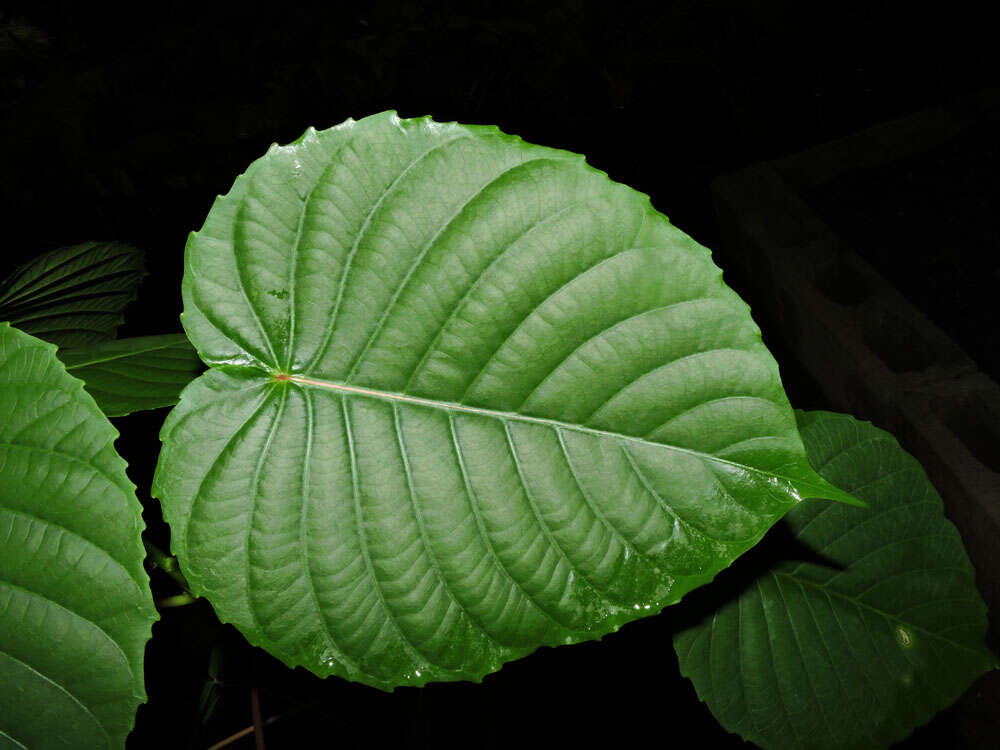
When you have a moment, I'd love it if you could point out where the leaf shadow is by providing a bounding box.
[669,520,844,634]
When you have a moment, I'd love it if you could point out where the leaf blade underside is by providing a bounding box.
[0,322,157,748]
[155,111,856,690]
[673,410,996,750]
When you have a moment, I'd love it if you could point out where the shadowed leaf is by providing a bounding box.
[674,410,996,750]
[0,241,146,348]
[58,334,203,416]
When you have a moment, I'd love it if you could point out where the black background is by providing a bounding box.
[1,2,995,748]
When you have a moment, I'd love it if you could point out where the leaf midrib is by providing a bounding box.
[773,570,988,656]
[280,372,825,502]
[61,337,191,369]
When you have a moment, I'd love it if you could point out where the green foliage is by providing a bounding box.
[0,242,145,348]
[0,323,157,749]
[58,334,203,416]
[0,114,989,745]
[154,112,856,690]
[0,243,203,417]
[674,410,996,750]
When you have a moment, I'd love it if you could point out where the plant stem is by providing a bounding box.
[143,538,193,595]
[205,709,296,750]
[156,593,196,608]
[251,685,266,750]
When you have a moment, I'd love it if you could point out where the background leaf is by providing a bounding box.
[57,334,204,417]
[673,410,996,750]
[0,241,146,348]
[0,322,157,748]
[154,112,856,691]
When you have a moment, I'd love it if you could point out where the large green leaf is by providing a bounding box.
[57,334,204,417]
[0,242,145,348]
[153,111,857,691]
[0,322,157,749]
[674,410,996,750]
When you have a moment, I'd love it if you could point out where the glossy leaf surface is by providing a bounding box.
[58,334,204,416]
[674,410,996,750]
[0,323,157,749]
[154,112,856,690]
[0,242,145,348]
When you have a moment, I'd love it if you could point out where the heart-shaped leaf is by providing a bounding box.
[0,322,157,748]
[154,112,857,690]
[673,410,996,750]
[0,242,146,348]
[58,334,204,416]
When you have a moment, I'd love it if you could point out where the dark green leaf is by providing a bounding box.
[674,410,996,750]
[154,112,857,690]
[58,334,204,416]
[0,322,157,748]
[0,242,145,348]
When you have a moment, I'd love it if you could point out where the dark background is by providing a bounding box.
[1,2,995,748]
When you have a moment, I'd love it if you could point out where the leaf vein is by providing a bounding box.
[344,157,563,382]
[341,398,444,672]
[447,414,574,630]
[0,648,111,746]
[393,405,505,650]
[406,201,583,393]
[501,422,614,613]
[303,135,471,375]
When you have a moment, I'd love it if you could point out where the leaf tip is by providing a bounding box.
[810,478,867,508]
